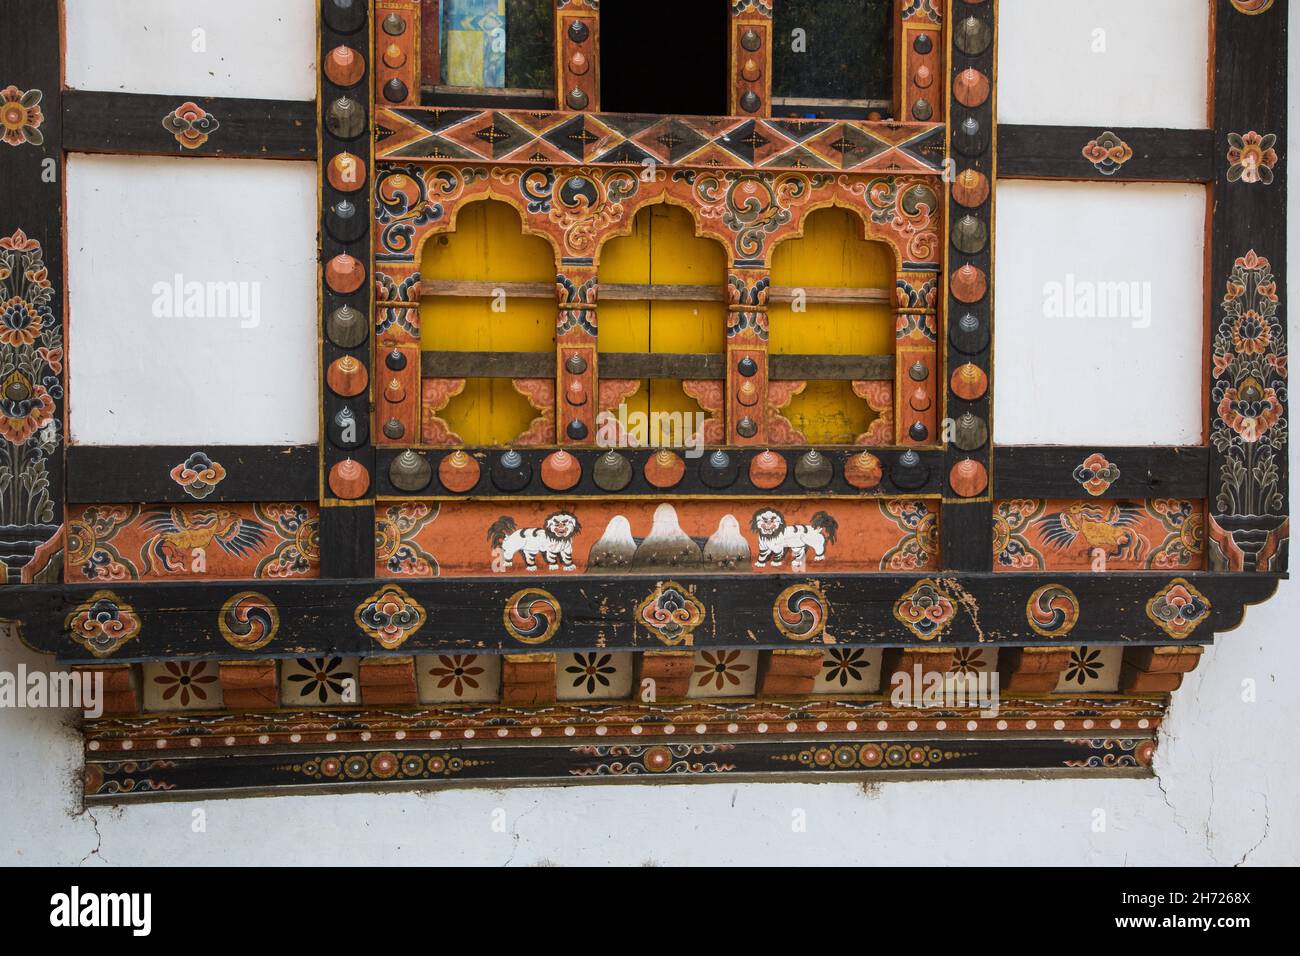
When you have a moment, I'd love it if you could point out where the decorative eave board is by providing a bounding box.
[0,0,1288,798]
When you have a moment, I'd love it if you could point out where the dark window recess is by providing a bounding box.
[600,0,729,116]
[505,0,555,89]
[431,0,554,102]
[772,0,892,118]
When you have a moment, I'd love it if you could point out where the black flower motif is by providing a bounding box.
[288,657,354,704]
[950,647,986,676]
[822,648,870,687]
[566,652,616,695]
[1065,647,1104,686]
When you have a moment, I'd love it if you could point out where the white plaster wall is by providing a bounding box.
[66,154,319,446]
[65,0,317,101]
[993,181,1207,445]
[0,2,1296,866]
[998,0,1210,129]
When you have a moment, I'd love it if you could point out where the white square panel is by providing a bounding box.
[994,180,1206,445]
[998,0,1209,129]
[687,650,759,698]
[556,652,634,701]
[416,654,501,704]
[1054,646,1124,694]
[65,0,316,101]
[67,154,318,445]
[281,657,360,707]
[813,648,882,694]
[141,660,223,711]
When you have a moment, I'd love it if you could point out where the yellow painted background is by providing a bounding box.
[769,207,894,443]
[420,200,555,444]
[418,200,895,446]
[598,204,727,424]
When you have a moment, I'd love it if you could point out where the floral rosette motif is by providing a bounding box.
[636,581,706,646]
[161,101,219,149]
[821,648,871,688]
[1146,579,1212,640]
[0,85,43,147]
[65,590,142,658]
[1081,131,1133,176]
[169,451,226,499]
[693,650,751,692]
[152,661,218,706]
[355,585,427,650]
[1073,453,1120,496]
[428,655,486,697]
[1226,131,1279,185]
[892,579,957,641]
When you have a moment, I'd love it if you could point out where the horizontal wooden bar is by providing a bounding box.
[420,280,890,305]
[992,446,1209,499]
[422,280,555,300]
[373,446,943,499]
[63,90,315,159]
[601,352,724,379]
[770,353,893,380]
[998,124,1215,183]
[9,572,1279,662]
[84,734,1153,801]
[66,445,319,503]
[423,87,556,110]
[420,351,893,381]
[421,350,554,378]
[770,287,892,305]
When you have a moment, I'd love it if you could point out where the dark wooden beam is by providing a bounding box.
[67,446,319,503]
[419,351,894,381]
[769,354,893,381]
[9,571,1280,662]
[0,0,63,585]
[318,0,375,575]
[84,734,1156,800]
[999,124,1215,182]
[993,446,1208,500]
[942,0,996,570]
[419,280,890,305]
[1206,0,1288,573]
[421,350,554,378]
[62,90,315,159]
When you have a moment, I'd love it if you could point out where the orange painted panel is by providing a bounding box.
[376,498,938,577]
[993,499,1205,572]
[66,504,320,581]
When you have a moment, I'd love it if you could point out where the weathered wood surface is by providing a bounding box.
[999,125,1215,182]
[8,571,1279,662]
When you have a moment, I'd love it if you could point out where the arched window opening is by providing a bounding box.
[597,204,728,451]
[420,199,556,446]
[769,207,894,445]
